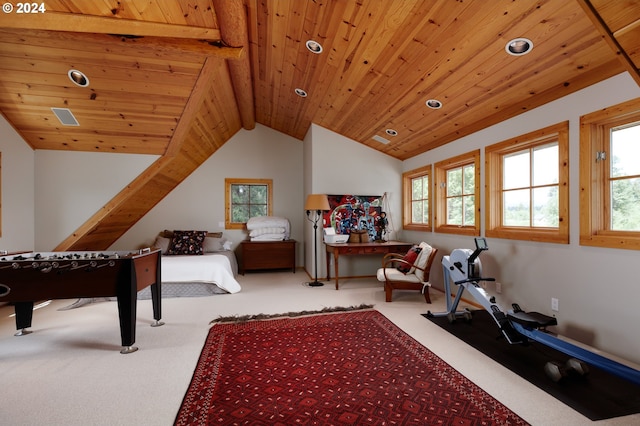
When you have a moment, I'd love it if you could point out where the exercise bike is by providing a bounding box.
[427,237,640,385]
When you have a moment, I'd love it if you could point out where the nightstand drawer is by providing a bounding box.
[240,240,296,274]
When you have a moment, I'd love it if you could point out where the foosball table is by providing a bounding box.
[0,248,163,354]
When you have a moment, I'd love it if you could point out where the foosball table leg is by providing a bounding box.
[14,301,34,337]
[120,346,139,354]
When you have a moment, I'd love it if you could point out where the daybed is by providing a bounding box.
[60,230,240,310]
[143,230,241,297]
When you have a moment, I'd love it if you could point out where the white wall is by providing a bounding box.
[0,116,35,252]
[403,73,640,364]
[114,124,305,264]
[34,151,158,251]
[304,124,403,279]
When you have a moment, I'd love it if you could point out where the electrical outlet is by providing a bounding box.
[495,282,502,293]
[218,221,225,228]
[551,297,559,312]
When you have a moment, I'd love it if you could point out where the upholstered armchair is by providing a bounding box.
[376,242,437,303]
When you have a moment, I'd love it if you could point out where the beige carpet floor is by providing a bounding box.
[0,271,638,425]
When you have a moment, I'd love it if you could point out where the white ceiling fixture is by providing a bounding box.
[426,99,443,109]
[386,129,398,137]
[505,38,533,56]
[294,88,308,97]
[51,108,80,126]
[68,69,89,87]
[305,40,323,54]
[372,135,390,144]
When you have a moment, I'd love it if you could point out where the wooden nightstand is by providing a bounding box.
[240,240,296,274]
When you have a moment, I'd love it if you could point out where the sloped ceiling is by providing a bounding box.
[0,0,638,249]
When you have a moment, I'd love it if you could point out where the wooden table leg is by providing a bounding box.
[334,251,340,290]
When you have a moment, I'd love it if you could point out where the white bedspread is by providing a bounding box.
[162,253,241,294]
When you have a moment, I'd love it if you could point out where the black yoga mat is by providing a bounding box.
[423,310,640,421]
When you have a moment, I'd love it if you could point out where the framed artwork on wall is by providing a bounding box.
[323,194,386,241]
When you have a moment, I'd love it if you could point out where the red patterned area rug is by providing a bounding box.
[175,309,528,425]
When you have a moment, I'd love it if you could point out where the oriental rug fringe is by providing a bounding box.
[175,309,528,425]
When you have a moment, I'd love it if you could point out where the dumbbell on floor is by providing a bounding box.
[544,358,590,382]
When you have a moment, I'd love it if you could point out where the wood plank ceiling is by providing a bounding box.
[0,0,638,250]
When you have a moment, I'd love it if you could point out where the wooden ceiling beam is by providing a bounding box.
[575,0,640,87]
[0,11,243,59]
[165,56,220,157]
[212,0,255,130]
[0,11,220,39]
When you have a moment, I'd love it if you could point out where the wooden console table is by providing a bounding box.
[325,241,413,290]
[240,239,296,274]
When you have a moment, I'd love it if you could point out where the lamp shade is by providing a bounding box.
[305,194,330,211]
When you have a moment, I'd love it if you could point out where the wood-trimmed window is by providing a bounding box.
[225,178,273,229]
[403,165,432,231]
[580,97,640,250]
[434,150,480,236]
[485,122,569,244]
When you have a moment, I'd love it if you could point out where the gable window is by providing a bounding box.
[403,165,432,231]
[580,98,640,250]
[434,150,480,235]
[225,178,273,229]
[486,122,569,243]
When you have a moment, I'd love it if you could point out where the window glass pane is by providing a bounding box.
[611,124,640,178]
[422,200,429,223]
[231,205,249,223]
[250,185,268,204]
[503,189,530,226]
[611,178,640,231]
[503,151,529,190]
[422,176,429,198]
[533,144,558,186]
[412,177,423,200]
[463,165,475,195]
[447,168,462,196]
[533,186,558,227]
[411,201,422,223]
[250,204,267,217]
[447,197,462,225]
[463,195,475,226]
[231,184,250,203]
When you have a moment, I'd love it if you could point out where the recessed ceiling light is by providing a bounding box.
[505,38,533,56]
[426,99,442,109]
[305,40,323,54]
[385,129,398,137]
[68,69,89,87]
[294,88,308,97]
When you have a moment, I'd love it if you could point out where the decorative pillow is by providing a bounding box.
[167,230,207,255]
[153,236,171,254]
[397,245,422,273]
[161,230,222,238]
[203,236,228,252]
[414,242,433,282]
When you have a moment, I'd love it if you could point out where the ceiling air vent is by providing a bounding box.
[372,135,390,145]
[51,108,79,126]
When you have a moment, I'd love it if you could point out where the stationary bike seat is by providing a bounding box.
[507,311,557,328]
